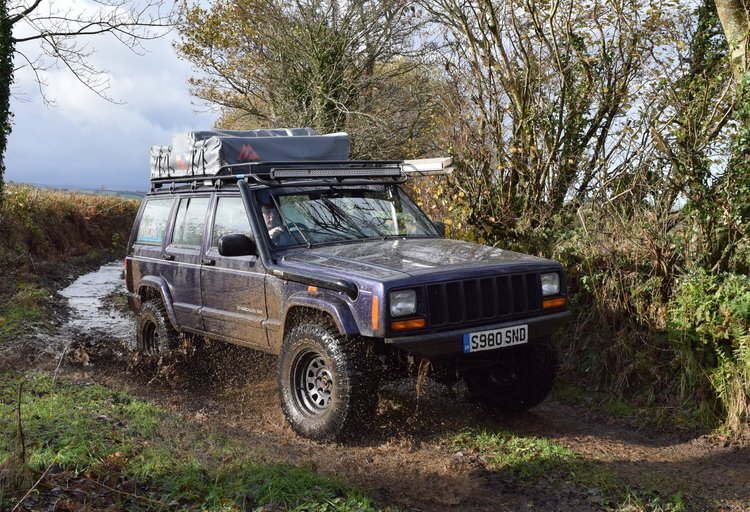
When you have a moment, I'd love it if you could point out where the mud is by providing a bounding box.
[2,263,749,511]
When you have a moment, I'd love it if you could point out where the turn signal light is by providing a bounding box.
[391,318,426,331]
[543,297,567,309]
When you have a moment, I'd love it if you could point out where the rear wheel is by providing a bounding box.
[278,321,378,442]
[136,300,178,355]
[464,340,558,412]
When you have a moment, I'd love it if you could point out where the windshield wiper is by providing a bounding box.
[320,197,374,239]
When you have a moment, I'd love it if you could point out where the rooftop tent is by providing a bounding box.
[149,128,350,180]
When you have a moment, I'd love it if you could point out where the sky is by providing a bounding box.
[5,7,216,192]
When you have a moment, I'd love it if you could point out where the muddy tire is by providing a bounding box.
[136,300,178,355]
[464,340,558,412]
[278,321,378,442]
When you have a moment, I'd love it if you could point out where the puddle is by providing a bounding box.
[58,261,134,341]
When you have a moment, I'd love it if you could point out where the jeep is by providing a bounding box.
[125,129,570,441]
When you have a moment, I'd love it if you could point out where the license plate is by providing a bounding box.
[463,324,528,353]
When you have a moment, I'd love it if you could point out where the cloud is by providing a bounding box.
[5,21,217,192]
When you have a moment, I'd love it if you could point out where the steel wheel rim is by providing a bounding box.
[292,349,333,415]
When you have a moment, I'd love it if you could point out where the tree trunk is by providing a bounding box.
[714,0,750,75]
[0,0,14,205]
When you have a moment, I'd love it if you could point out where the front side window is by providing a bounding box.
[135,198,173,245]
[211,196,252,248]
[172,197,210,247]
[256,185,438,248]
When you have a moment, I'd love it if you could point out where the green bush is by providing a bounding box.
[668,269,750,432]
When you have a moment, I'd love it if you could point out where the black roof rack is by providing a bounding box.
[150,160,407,191]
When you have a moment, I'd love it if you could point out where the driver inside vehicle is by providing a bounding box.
[261,200,290,245]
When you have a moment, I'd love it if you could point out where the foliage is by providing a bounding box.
[404,0,749,436]
[175,0,443,158]
[0,372,376,511]
[420,0,685,232]
[668,269,750,432]
[0,0,13,206]
[0,184,139,270]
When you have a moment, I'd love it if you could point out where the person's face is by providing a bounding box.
[262,205,280,228]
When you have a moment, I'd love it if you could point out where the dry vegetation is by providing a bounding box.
[0,185,139,340]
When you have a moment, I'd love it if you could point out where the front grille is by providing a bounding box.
[425,273,541,327]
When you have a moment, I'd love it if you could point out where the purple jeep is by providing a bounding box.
[125,130,570,441]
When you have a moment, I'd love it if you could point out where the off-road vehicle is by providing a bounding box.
[125,129,570,441]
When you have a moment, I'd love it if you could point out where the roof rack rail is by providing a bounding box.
[149,160,409,191]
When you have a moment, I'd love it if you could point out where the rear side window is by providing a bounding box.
[135,198,173,245]
[211,197,252,248]
[172,197,210,247]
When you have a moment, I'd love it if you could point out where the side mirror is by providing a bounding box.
[218,233,257,257]
[433,221,446,237]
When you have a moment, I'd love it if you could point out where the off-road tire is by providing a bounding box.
[278,321,378,442]
[464,339,558,412]
[136,299,179,355]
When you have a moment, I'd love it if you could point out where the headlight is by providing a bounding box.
[541,273,560,296]
[390,290,417,317]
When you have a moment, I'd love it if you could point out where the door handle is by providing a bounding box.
[202,257,216,266]
[162,253,175,261]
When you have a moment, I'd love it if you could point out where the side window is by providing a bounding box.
[172,197,210,247]
[135,198,173,245]
[211,197,252,248]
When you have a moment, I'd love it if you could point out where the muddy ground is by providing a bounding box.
[1,262,748,511]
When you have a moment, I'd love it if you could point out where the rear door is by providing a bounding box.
[200,194,269,348]
[163,194,211,332]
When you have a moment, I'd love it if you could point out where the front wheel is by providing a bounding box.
[278,321,378,442]
[464,340,558,412]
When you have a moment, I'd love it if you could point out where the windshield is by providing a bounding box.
[256,184,439,248]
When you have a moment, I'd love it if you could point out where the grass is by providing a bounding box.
[449,428,578,480]
[0,372,378,511]
[0,283,49,341]
[447,428,687,511]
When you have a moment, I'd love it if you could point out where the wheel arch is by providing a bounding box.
[282,293,360,341]
[136,276,181,332]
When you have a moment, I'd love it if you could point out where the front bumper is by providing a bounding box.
[384,310,571,359]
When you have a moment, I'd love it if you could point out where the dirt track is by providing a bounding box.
[1,262,748,511]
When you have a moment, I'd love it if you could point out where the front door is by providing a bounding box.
[200,195,269,348]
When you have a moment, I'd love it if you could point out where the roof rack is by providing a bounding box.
[150,160,405,191]
[149,157,453,192]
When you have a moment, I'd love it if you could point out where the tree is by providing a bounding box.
[714,0,749,75]
[420,0,681,240]
[1,0,15,203]
[0,0,172,204]
[176,0,442,158]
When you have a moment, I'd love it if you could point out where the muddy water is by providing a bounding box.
[58,261,134,342]
[0,261,135,368]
